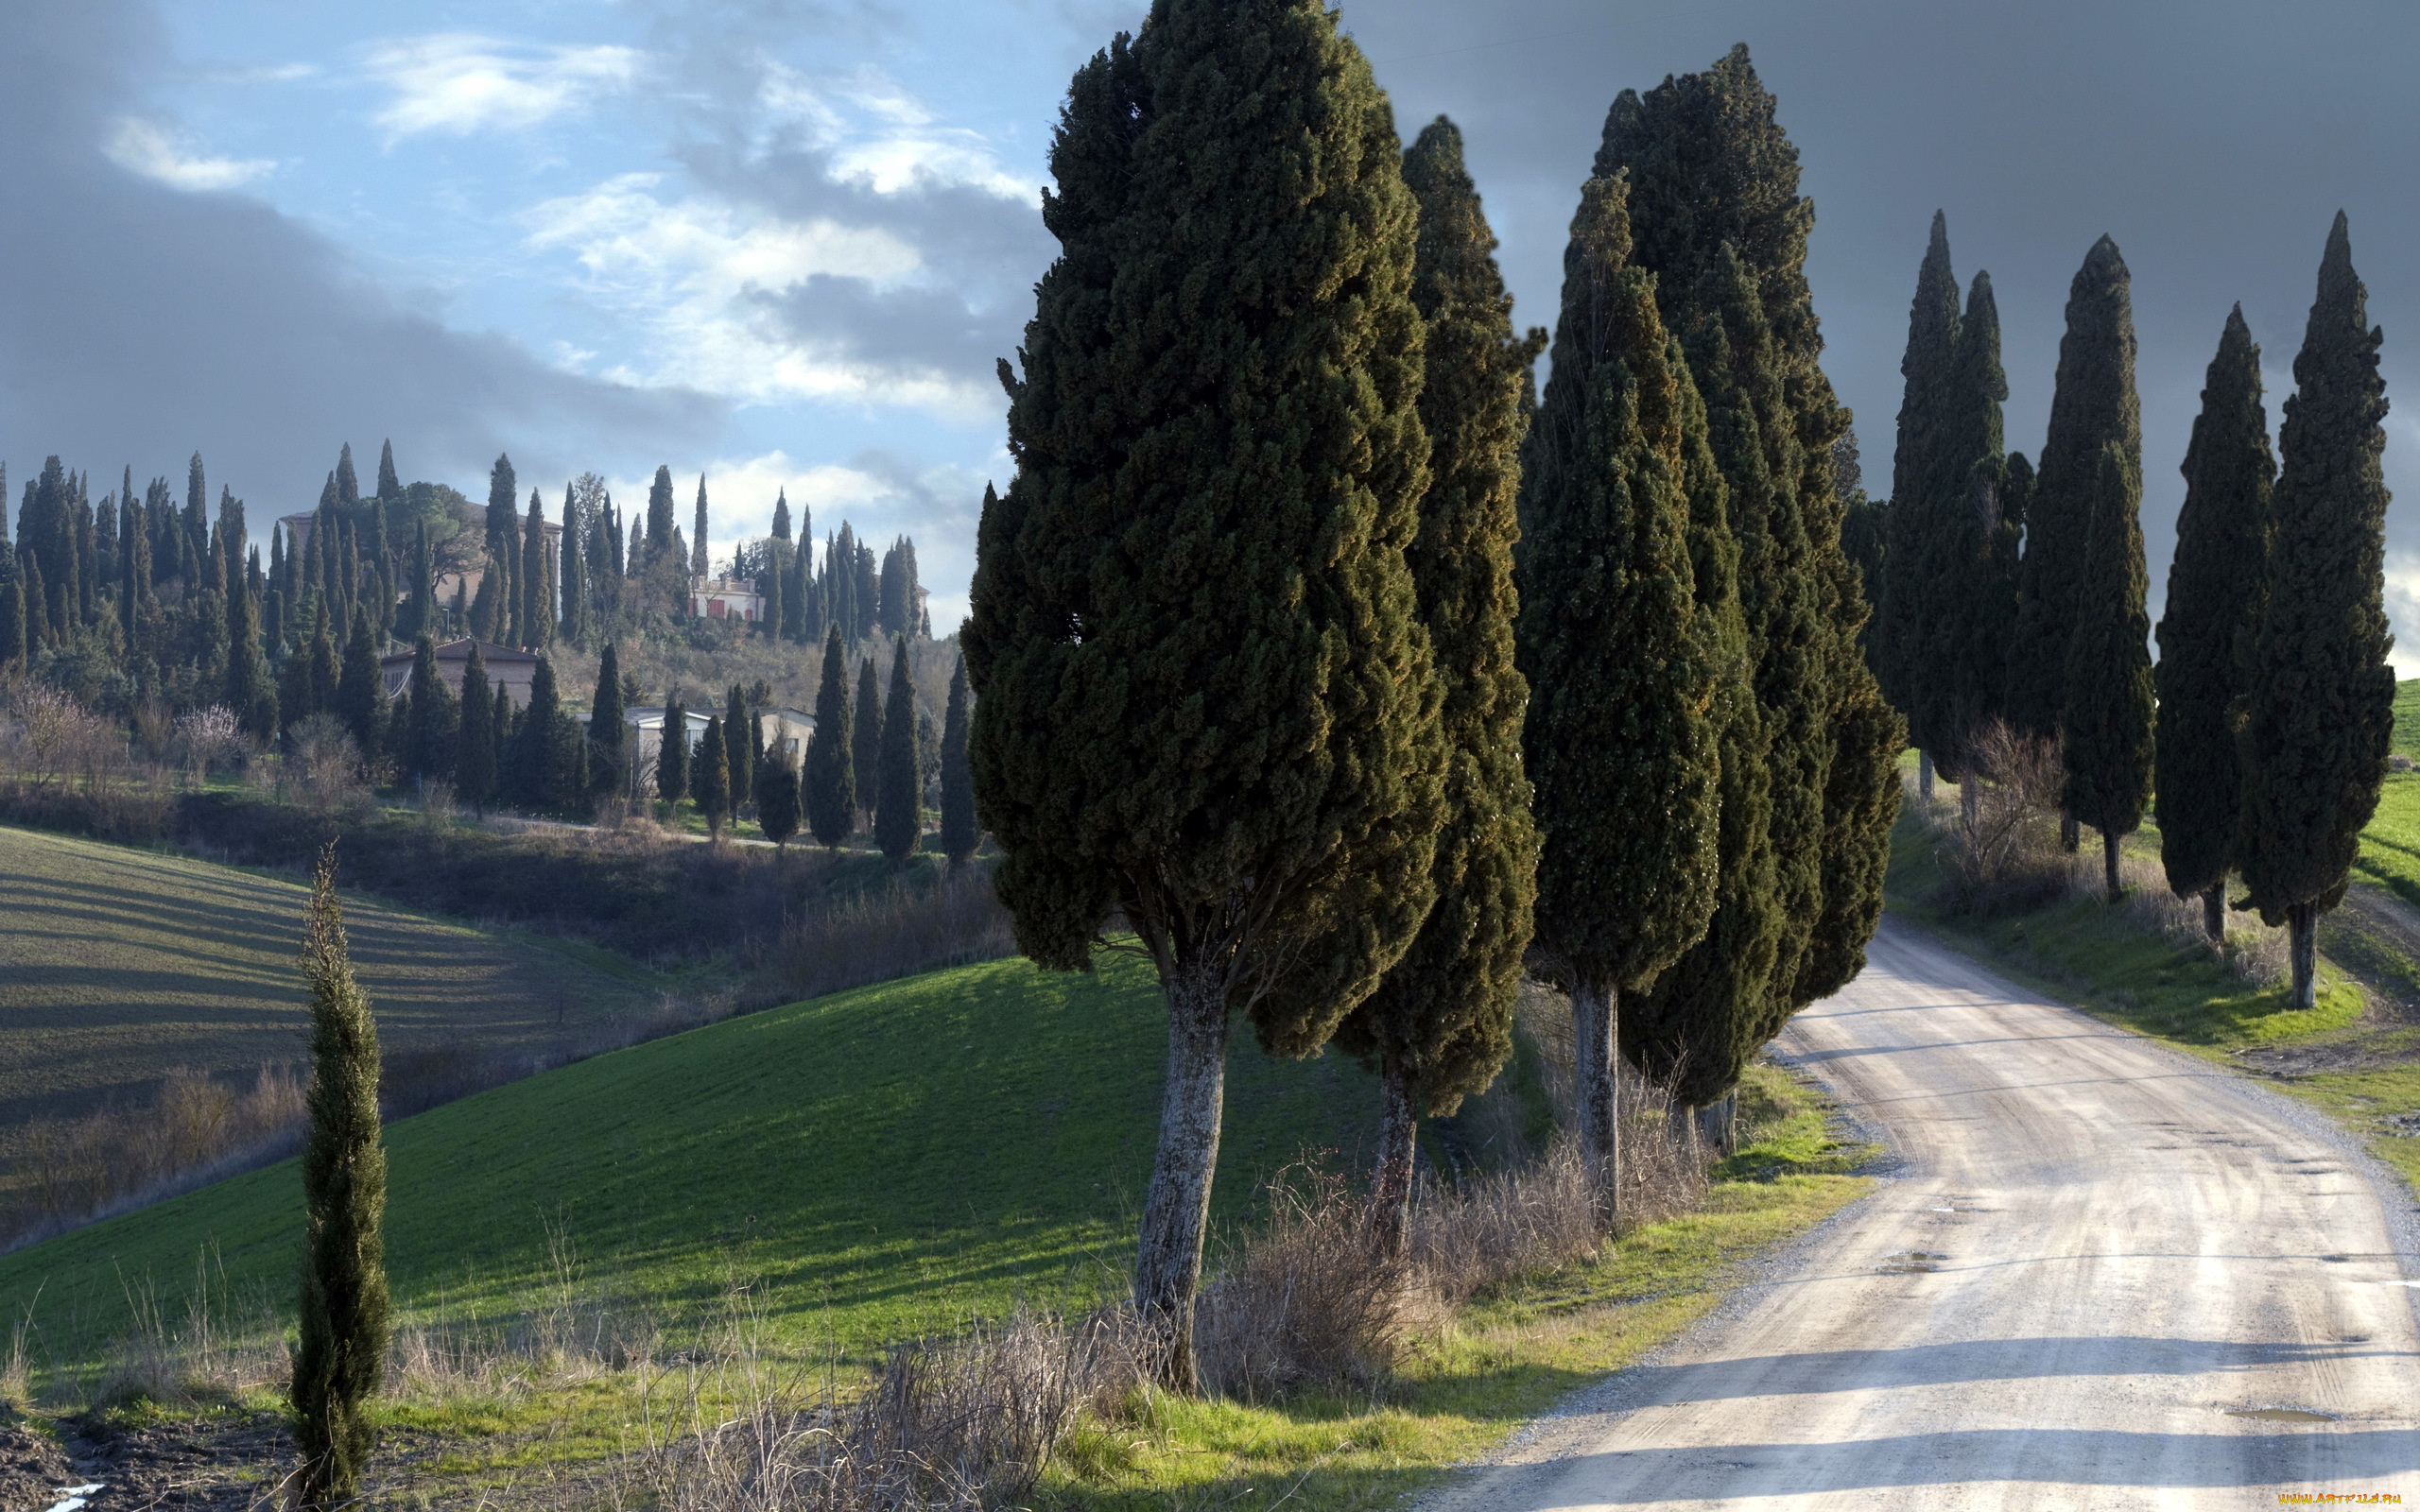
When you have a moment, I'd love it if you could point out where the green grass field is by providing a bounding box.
[0,823,661,1192]
[0,949,1395,1379]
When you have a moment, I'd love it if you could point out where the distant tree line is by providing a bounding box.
[1863,211,2393,1009]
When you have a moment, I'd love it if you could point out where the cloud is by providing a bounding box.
[366,33,644,140]
[0,0,719,518]
[103,117,274,191]
[519,64,1049,421]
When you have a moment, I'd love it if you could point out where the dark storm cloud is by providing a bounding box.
[0,0,720,518]
[1335,0,2420,623]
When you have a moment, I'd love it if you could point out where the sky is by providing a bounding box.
[3,0,2418,660]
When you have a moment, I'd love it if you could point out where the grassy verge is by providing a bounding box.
[1034,1059,1868,1511]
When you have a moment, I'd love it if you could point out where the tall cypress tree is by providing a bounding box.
[940,653,977,867]
[375,440,401,503]
[693,713,729,834]
[804,624,855,847]
[226,578,277,741]
[2010,237,2141,787]
[510,656,565,811]
[1598,43,1900,1022]
[404,633,457,783]
[589,642,626,798]
[691,474,711,578]
[1876,214,1960,782]
[406,519,433,642]
[852,656,883,824]
[967,0,1443,1388]
[334,608,386,765]
[2239,214,2395,1009]
[2156,307,2275,937]
[559,482,585,645]
[724,683,752,808]
[2060,441,2156,899]
[1310,118,1539,1247]
[290,842,389,1512]
[656,693,688,808]
[457,644,494,810]
[523,490,554,647]
[1514,171,1718,1228]
[875,638,922,864]
[758,749,801,849]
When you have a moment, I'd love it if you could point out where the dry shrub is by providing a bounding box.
[172,704,245,786]
[1409,1141,1600,1307]
[2,682,123,792]
[760,866,1015,1004]
[1938,719,2069,913]
[4,1065,306,1252]
[629,1301,1142,1512]
[280,713,368,816]
[1193,1163,1431,1402]
[2080,848,2290,989]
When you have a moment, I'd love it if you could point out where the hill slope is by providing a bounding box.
[0,950,1380,1367]
[0,824,657,1184]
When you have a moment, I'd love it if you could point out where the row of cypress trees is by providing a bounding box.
[793,627,977,866]
[966,5,1895,1389]
[1871,211,2392,1007]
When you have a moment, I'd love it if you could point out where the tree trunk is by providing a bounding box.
[2203,882,2224,942]
[1371,1054,1415,1257]
[1572,976,1618,1233]
[2101,829,2121,901]
[1917,748,1935,805]
[1132,956,1231,1392]
[1959,774,1979,831]
[2288,902,2318,1011]
[1695,1092,1738,1156]
[2060,811,2080,853]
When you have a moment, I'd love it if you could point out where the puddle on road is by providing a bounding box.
[2224,1407,2339,1423]
[1876,1250,1947,1275]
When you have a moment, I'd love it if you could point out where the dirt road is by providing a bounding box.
[1444,917,2420,1509]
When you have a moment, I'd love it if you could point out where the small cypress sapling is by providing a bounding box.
[875,637,921,865]
[2060,442,2155,900]
[290,841,389,1512]
[940,654,977,867]
[694,713,730,836]
[805,624,855,848]
[657,693,688,810]
[852,656,883,823]
[2238,214,2396,1009]
[457,645,493,808]
[2155,307,2274,937]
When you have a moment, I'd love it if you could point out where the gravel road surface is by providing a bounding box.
[1437,916,2420,1509]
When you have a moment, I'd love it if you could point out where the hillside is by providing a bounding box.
[0,949,1382,1373]
[0,823,657,1195]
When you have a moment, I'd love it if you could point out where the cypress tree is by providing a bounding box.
[852,655,883,824]
[290,842,389,1512]
[492,685,513,800]
[334,608,386,765]
[830,524,857,644]
[457,644,494,810]
[2156,307,2275,937]
[0,574,23,674]
[510,656,565,811]
[772,490,792,541]
[724,683,752,808]
[758,750,802,849]
[760,540,786,640]
[559,482,584,645]
[2239,214,2396,1009]
[2010,236,2141,783]
[1875,214,1959,791]
[376,440,401,503]
[406,520,432,642]
[967,0,1443,1388]
[804,624,855,848]
[524,490,553,647]
[657,694,688,808]
[2061,441,2156,899]
[875,638,922,864]
[19,556,46,650]
[227,579,277,741]
[852,539,878,642]
[589,642,626,797]
[1514,170,1719,1229]
[404,634,457,782]
[940,654,977,867]
[691,474,711,578]
[1598,43,1901,1024]
[694,713,730,834]
[1319,118,1538,1247]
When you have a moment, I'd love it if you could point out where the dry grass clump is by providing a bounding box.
[2071,848,2290,989]
[625,1302,1145,1512]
